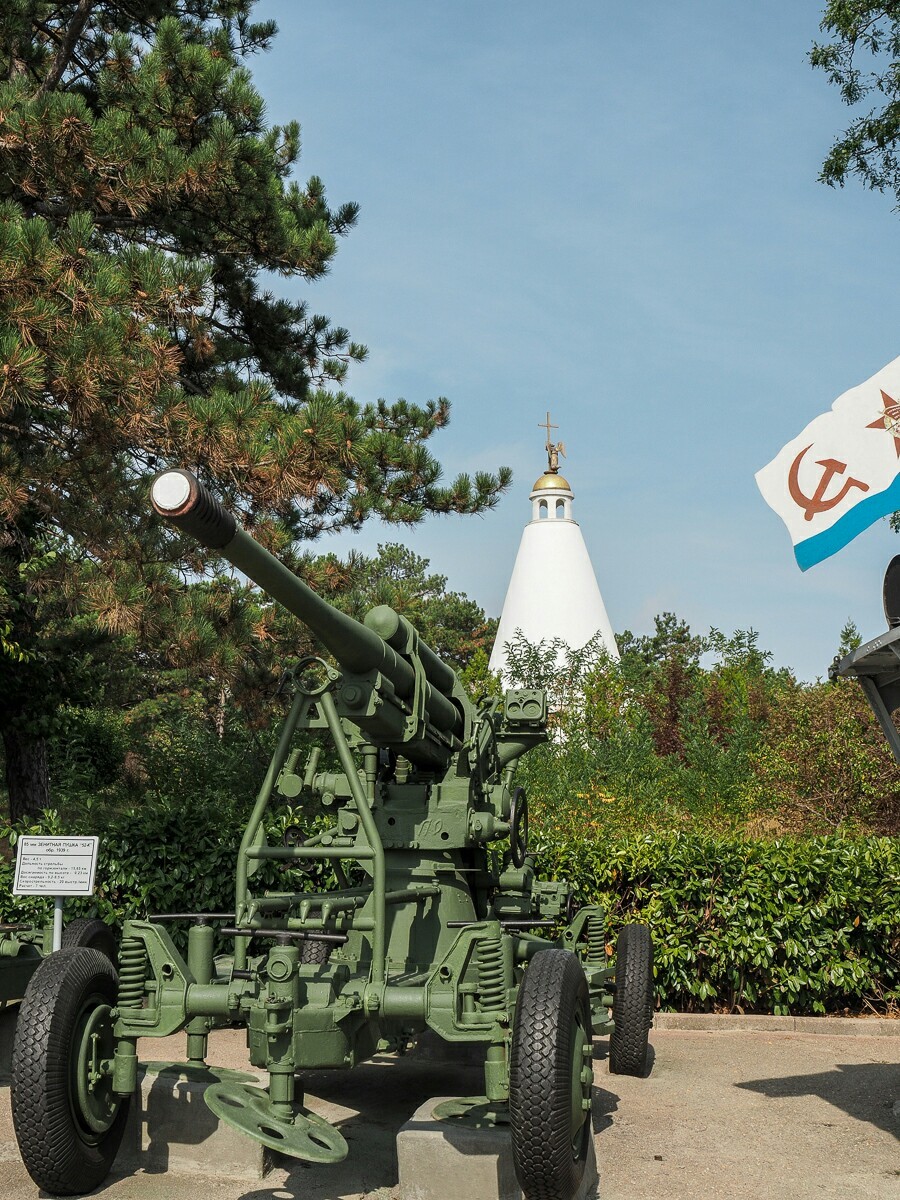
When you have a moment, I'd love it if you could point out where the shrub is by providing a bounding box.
[1,805,897,1015]
[0,800,323,952]
[535,830,900,1014]
[507,623,900,837]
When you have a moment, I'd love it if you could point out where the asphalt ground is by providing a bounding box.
[0,1009,897,1200]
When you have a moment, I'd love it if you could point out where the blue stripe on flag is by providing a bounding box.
[794,471,900,570]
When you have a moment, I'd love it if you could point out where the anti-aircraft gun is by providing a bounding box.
[10,470,654,1200]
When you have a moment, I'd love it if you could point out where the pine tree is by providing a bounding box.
[305,542,498,671]
[0,3,510,819]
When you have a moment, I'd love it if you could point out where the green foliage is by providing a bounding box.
[812,2,900,201]
[45,699,269,821]
[459,648,503,702]
[0,3,513,820]
[299,542,498,672]
[534,831,900,1015]
[0,798,329,953]
[505,619,900,838]
[496,618,900,1009]
[837,618,862,657]
[751,674,900,833]
[0,608,895,1014]
[2,805,895,1014]
[0,805,241,931]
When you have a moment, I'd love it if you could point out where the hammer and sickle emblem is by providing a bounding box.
[788,445,869,522]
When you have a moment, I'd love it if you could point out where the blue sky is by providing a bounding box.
[252,0,900,681]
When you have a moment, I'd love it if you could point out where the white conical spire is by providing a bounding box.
[489,415,619,679]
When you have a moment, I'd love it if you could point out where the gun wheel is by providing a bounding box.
[510,949,592,1200]
[300,937,332,965]
[11,948,129,1196]
[62,917,118,965]
[608,922,654,1076]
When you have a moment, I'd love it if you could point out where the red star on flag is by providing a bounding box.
[867,389,900,457]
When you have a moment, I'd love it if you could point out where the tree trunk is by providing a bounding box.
[3,728,50,822]
[215,684,228,740]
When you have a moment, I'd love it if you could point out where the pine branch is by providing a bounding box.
[37,0,96,96]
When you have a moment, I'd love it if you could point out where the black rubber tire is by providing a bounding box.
[608,922,654,1076]
[300,938,332,965]
[510,949,592,1200]
[61,918,117,965]
[11,947,130,1195]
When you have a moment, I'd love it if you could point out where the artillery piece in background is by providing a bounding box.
[0,919,115,1009]
[10,470,654,1200]
[831,555,900,759]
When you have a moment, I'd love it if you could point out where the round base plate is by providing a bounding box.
[432,1096,510,1129]
[205,1081,348,1162]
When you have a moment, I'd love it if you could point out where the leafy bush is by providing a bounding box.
[0,800,325,952]
[4,614,897,1014]
[506,620,900,836]
[750,677,900,834]
[45,698,274,825]
[535,830,900,1015]
[1,804,897,1014]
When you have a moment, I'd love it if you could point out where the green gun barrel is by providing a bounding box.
[150,470,463,740]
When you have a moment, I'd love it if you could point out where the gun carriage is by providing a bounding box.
[0,919,115,1009]
[0,924,50,1011]
[10,470,654,1199]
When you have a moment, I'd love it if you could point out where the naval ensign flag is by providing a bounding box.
[756,356,900,570]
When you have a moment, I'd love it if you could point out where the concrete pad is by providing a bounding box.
[596,1030,900,1200]
[0,1014,898,1199]
[397,1097,598,1200]
[116,1060,271,1181]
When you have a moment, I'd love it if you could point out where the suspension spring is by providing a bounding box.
[117,937,148,1009]
[477,934,506,1015]
[586,914,605,971]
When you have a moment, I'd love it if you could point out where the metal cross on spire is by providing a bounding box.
[539,411,566,473]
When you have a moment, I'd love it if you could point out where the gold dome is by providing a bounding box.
[532,471,571,491]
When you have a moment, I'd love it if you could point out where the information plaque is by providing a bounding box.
[12,836,99,897]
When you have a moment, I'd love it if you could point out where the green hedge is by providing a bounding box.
[2,809,898,1015]
[533,830,900,1014]
[0,803,308,952]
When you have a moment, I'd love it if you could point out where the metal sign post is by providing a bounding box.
[12,837,100,950]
